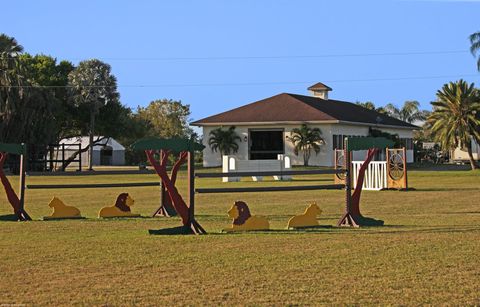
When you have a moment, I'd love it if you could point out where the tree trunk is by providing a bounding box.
[466,143,478,170]
[88,111,95,171]
[303,148,310,167]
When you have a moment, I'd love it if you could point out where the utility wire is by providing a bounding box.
[3,50,470,62]
[1,73,478,88]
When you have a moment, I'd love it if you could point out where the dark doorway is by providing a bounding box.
[100,146,113,165]
[249,130,284,160]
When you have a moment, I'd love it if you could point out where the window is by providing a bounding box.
[249,130,284,160]
[399,138,413,150]
[332,134,344,150]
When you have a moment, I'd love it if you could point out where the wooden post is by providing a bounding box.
[78,144,82,171]
[403,147,408,189]
[62,143,66,171]
[344,141,352,216]
[337,138,360,227]
[188,151,195,227]
[18,145,26,212]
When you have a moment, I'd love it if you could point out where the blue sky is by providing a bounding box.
[2,0,479,123]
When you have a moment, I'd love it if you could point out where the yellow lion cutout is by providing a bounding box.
[99,193,141,218]
[44,197,82,220]
[287,202,322,228]
[223,201,269,232]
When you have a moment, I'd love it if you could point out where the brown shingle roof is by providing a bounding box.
[307,82,332,91]
[191,93,418,129]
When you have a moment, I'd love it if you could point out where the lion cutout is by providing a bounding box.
[223,201,269,232]
[44,197,82,220]
[287,202,322,228]
[99,193,141,218]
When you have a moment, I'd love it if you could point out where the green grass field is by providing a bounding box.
[0,168,479,306]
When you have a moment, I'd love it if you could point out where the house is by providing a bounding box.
[191,83,418,167]
[57,136,126,168]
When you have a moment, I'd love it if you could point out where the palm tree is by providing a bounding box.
[208,126,241,156]
[68,59,119,170]
[427,79,480,170]
[469,31,480,70]
[384,100,426,123]
[287,124,324,166]
[0,34,23,56]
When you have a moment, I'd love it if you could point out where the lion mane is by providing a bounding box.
[233,201,251,225]
[115,193,131,212]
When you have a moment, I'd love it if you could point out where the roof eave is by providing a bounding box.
[191,120,340,126]
[337,120,419,130]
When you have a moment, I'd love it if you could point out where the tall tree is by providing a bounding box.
[384,100,427,123]
[288,124,324,166]
[208,126,241,157]
[427,80,480,170]
[68,59,119,170]
[469,31,480,71]
[137,99,193,138]
[20,53,75,143]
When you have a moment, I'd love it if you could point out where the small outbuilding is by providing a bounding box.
[58,136,126,167]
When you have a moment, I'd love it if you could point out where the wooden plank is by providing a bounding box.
[346,137,394,151]
[196,169,344,178]
[0,143,26,155]
[27,169,156,176]
[188,151,195,226]
[19,154,26,212]
[195,184,344,194]
[27,182,161,189]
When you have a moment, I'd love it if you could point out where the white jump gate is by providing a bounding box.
[351,161,387,191]
[222,155,292,182]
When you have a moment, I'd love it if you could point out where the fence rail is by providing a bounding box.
[196,169,345,178]
[195,184,345,194]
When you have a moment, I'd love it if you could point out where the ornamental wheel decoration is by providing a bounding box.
[388,153,404,180]
[335,151,346,180]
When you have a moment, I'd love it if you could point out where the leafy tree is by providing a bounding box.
[137,99,193,138]
[384,100,427,123]
[68,59,120,170]
[427,80,480,170]
[20,53,75,142]
[0,35,74,146]
[287,124,324,166]
[208,126,241,156]
[469,31,480,70]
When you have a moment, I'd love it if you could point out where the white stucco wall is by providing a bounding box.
[200,123,414,167]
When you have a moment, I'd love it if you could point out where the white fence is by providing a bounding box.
[351,161,387,191]
[222,155,292,182]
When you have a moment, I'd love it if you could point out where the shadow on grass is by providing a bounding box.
[360,226,480,235]
[412,188,479,192]
[437,211,480,215]
[0,214,19,222]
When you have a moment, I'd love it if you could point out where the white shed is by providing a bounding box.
[57,136,126,167]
